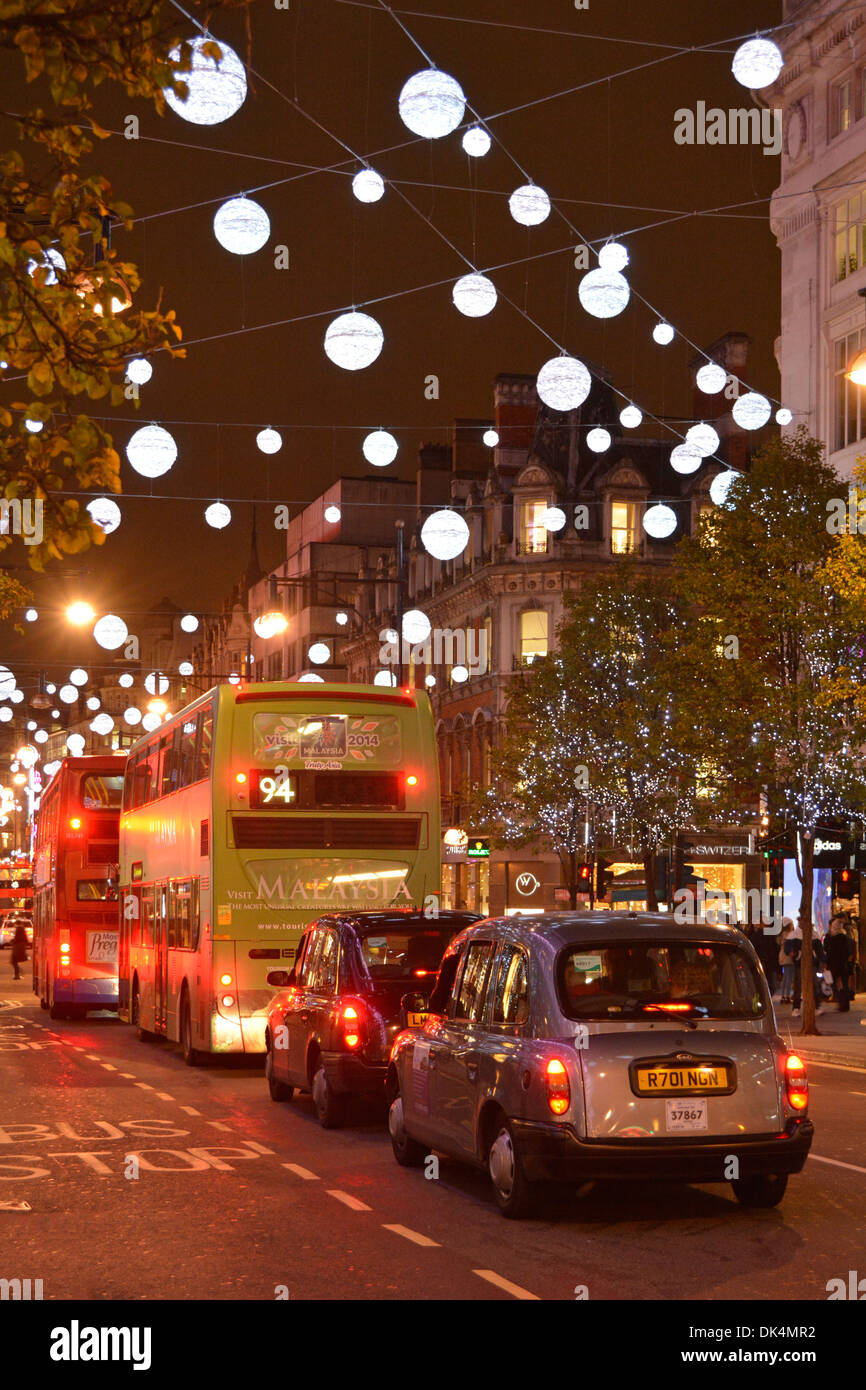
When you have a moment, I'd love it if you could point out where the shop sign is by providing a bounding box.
[507,864,545,909]
[677,831,751,859]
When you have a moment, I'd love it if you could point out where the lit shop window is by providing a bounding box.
[610,500,638,554]
[519,498,549,554]
[520,609,549,665]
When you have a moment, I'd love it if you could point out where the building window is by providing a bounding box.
[520,609,549,665]
[831,77,853,138]
[482,616,492,674]
[834,187,866,281]
[834,329,866,451]
[610,500,638,554]
[518,498,549,554]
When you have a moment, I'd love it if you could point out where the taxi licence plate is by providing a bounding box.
[633,1062,731,1095]
[407,1011,428,1028]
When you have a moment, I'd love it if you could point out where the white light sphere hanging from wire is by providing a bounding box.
[93,614,128,651]
[34,729,48,743]
[180,614,199,633]
[543,506,566,532]
[462,125,491,156]
[402,610,432,644]
[732,392,772,430]
[352,168,385,203]
[126,424,177,479]
[776,407,792,425]
[179,661,194,677]
[124,707,142,726]
[536,355,591,412]
[0,708,12,723]
[69,668,88,686]
[686,423,720,457]
[696,361,726,394]
[362,429,398,467]
[0,666,14,698]
[421,509,470,561]
[163,34,247,125]
[297,672,324,684]
[482,428,498,447]
[87,496,121,535]
[324,505,341,523]
[451,665,469,684]
[9,690,22,703]
[90,713,114,736]
[452,272,497,318]
[58,684,78,704]
[308,643,331,665]
[85,696,100,711]
[205,502,232,529]
[66,733,85,756]
[578,268,630,319]
[46,683,56,694]
[26,247,66,284]
[586,428,611,453]
[398,68,466,138]
[653,322,675,345]
[118,673,134,688]
[24,418,43,433]
[598,241,629,272]
[710,469,741,506]
[620,404,642,429]
[141,711,162,733]
[145,672,169,696]
[670,443,702,475]
[256,428,282,454]
[125,357,152,386]
[213,197,270,255]
[508,183,551,226]
[643,504,678,539]
[324,312,384,371]
[373,670,397,687]
[731,37,784,90]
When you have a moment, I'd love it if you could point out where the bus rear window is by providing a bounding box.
[76,879,118,901]
[81,775,124,809]
[251,711,402,767]
[557,942,765,1020]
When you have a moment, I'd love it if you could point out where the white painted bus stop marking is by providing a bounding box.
[382,1224,439,1247]
[473,1269,540,1300]
[328,1190,371,1212]
[282,1163,318,1180]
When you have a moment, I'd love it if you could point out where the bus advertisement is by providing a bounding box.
[118,681,441,1063]
[32,755,125,1019]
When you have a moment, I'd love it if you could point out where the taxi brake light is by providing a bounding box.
[342,1002,362,1049]
[545,1057,570,1116]
[785,1053,808,1111]
[644,1002,693,1013]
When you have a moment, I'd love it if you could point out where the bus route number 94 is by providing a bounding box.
[254,767,297,808]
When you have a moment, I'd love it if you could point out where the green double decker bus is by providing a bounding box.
[118,682,441,1063]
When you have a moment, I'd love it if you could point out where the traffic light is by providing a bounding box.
[577,863,592,887]
[833,867,856,897]
[596,856,613,900]
[762,847,783,888]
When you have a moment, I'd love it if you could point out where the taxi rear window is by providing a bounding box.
[557,941,765,1020]
[357,924,457,980]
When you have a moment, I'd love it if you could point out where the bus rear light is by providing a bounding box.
[221,994,235,1008]
[406,774,418,787]
[69,817,83,831]
[60,942,70,953]
[785,1053,808,1111]
[235,772,247,784]
[60,956,70,967]
[545,1057,571,1116]
[220,973,233,986]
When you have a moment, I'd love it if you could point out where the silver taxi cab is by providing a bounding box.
[386,913,813,1217]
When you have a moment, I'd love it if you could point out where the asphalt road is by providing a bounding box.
[1,973,864,1302]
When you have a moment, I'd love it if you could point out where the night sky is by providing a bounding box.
[2,0,781,685]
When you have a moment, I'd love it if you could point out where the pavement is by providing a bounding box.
[773,994,866,1070]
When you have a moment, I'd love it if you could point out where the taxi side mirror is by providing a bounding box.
[267,970,292,988]
[399,990,429,1028]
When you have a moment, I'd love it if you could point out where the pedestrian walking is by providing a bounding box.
[754,923,780,996]
[778,918,795,1003]
[788,919,825,1018]
[826,916,855,1012]
[9,922,27,981]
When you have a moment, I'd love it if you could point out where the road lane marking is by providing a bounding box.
[119,1074,136,1080]
[206,1121,234,1132]
[328,1190,372,1212]
[242,1141,275,1155]
[851,1091,866,1098]
[282,1163,318,1180]
[73,1047,85,1052]
[382,1223,439,1247]
[810,1153,866,1175]
[101,1064,117,1071]
[155,1093,174,1101]
[134,1082,154,1091]
[800,1059,866,1075]
[473,1269,540,1300]
[85,1054,100,1061]
[180,1106,201,1116]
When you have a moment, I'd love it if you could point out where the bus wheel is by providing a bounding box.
[312,1060,347,1129]
[180,996,201,1067]
[132,983,152,1041]
[49,1002,69,1021]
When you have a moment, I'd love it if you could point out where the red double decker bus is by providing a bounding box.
[32,755,125,1019]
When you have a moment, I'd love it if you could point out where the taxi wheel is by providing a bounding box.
[731,1173,788,1208]
[312,1061,347,1129]
[266,1043,294,1103]
[388,1093,425,1167]
[488,1119,537,1219]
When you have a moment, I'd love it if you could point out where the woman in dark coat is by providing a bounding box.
[9,923,27,981]
[826,917,854,1012]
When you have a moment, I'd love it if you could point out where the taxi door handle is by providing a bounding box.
[466,1061,478,1082]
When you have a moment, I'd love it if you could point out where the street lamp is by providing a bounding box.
[845,288,866,384]
[66,601,95,625]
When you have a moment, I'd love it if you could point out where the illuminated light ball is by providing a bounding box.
[324,312,384,371]
[686,423,720,457]
[402,610,431,644]
[297,672,325,683]
[373,670,397,687]
[51,710,60,719]
[642,504,678,539]
[543,506,566,532]
[508,183,551,226]
[179,662,194,677]
[578,268,630,319]
[0,709,11,724]
[670,443,702,475]
[66,733,85,756]
[452,272,497,318]
[732,392,772,430]
[34,729,48,744]
[58,684,78,704]
[425,674,436,688]
[462,125,491,156]
[653,322,675,345]
[86,497,121,535]
[125,357,152,385]
[205,502,232,529]
[46,683,55,694]
[620,404,642,429]
[90,713,114,736]
[227,673,241,686]
[26,247,66,284]
[731,37,784,90]
[696,361,726,394]
[362,430,398,467]
[308,643,331,665]
[124,707,142,725]
[398,68,466,139]
[145,671,169,696]
[710,469,741,507]
[451,666,469,683]
[126,424,177,479]
[421,509,470,561]
[85,697,101,711]
[382,628,398,646]
[141,711,162,732]
[180,614,199,633]
[0,666,14,697]
[163,34,247,125]
[17,744,38,768]
[324,505,341,523]
[598,241,629,272]
[776,407,793,426]
[352,168,385,203]
[25,418,43,433]
[213,197,270,255]
[93,614,128,650]
[26,720,36,731]
[256,428,282,455]
[44,760,60,776]
[25,608,37,622]
[10,690,23,703]
[483,429,499,447]
[586,428,611,453]
[536,355,591,412]
[118,673,134,688]
[335,612,349,627]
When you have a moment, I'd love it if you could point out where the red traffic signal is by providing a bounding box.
[577,863,592,883]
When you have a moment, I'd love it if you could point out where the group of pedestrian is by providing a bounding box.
[770,915,857,1016]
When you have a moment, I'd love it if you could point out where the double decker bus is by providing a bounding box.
[0,859,32,917]
[118,681,441,1063]
[32,756,125,1019]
